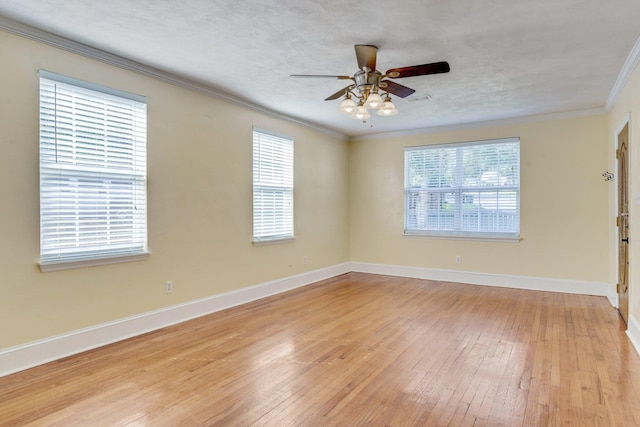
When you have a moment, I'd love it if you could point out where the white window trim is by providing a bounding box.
[404,137,520,240]
[252,237,296,246]
[39,252,150,272]
[39,70,147,103]
[38,70,148,270]
[402,231,522,242]
[252,128,295,244]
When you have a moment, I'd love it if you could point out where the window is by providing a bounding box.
[252,128,294,243]
[404,138,520,239]
[39,71,148,270]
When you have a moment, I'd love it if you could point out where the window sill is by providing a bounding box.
[38,252,151,272]
[403,233,522,243]
[252,237,296,246]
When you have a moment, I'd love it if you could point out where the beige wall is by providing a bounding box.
[0,31,350,349]
[0,27,621,353]
[349,115,610,283]
[608,59,640,323]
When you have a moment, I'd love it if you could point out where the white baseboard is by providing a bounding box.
[0,263,350,378]
[627,314,640,357]
[0,261,617,378]
[350,262,610,297]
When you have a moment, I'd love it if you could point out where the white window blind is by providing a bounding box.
[405,138,520,239]
[39,71,148,269]
[253,129,294,242]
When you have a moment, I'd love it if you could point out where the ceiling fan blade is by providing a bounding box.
[380,80,416,98]
[290,74,353,80]
[325,85,354,101]
[386,61,450,78]
[355,44,377,72]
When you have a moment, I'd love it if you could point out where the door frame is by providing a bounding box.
[614,114,631,315]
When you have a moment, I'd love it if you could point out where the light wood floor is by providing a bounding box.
[2,272,640,426]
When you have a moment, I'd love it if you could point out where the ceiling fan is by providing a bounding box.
[291,44,450,120]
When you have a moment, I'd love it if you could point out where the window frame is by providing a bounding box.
[404,137,521,241]
[252,128,295,244]
[38,70,149,271]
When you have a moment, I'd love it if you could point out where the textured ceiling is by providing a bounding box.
[1,0,639,137]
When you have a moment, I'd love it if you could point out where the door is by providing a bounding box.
[617,123,629,324]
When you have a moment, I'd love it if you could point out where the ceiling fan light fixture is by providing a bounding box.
[377,99,398,116]
[338,96,356,114]
[292,44,449,124]
[351,104,370,120]
[364,91,384,109]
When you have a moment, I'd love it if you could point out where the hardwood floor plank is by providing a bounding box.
[2,272,640,426]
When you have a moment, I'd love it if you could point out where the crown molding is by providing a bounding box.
[350,107,607,141]
[3,13,635,143]
[606,35,640,111]
[0,16,346,141]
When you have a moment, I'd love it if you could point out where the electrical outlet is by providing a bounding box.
[165,281,173,294]
[303,256,307,265]
[455,255,462,264]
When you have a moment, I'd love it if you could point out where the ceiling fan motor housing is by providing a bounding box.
[354,70,383,98]
[290,44,449,103]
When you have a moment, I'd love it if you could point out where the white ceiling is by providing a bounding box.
[1,0,639,138]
